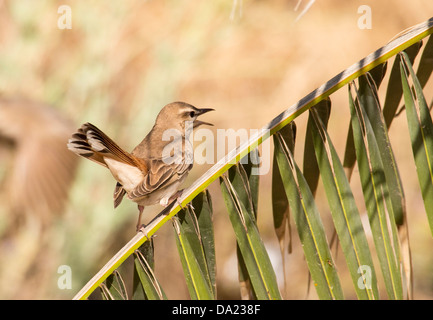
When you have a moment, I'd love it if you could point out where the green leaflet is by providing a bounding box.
[272,122,296,288]
[230,150,261,299]
[309,106,379,299]
[348,83,403,299]
[173,191,215,300]
[383,42,422,128]
[273,130,343,300]
[416,35,433,88]
[400,51,433,236]
[358,73,406,226]
[304,98,331,196]
[133,240,167,300]
[100,270,128,300]
[343,63,387,180]
[220,161,281,300]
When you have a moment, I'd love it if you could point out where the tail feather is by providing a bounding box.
[68,122,148,209]
[67,122,138,168]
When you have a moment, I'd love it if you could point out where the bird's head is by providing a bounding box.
[156,102,214,133]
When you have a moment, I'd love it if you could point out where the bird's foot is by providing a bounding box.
[169,189,185,209]
[137,223,153,240]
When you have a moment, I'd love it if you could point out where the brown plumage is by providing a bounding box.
[67,101,214,230]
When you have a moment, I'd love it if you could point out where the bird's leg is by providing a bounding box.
[136,205,145,232]
[169,189,186,209]
[136,205,151,240]
[136,207,156,241]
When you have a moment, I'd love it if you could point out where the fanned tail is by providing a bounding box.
[67,122,139,167]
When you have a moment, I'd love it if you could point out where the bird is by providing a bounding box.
[0,98,79,231]
[67,101,214,231]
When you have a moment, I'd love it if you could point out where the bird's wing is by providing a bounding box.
[113,182,127,208]
[0,99,79,228]
[129,157,192,200]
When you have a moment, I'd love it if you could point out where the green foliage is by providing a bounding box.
[173,191,215,299]
[220,150,281,300]
[309,104,379,299]
[401,50,433,236]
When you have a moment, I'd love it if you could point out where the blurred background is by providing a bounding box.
[0,0,432,299]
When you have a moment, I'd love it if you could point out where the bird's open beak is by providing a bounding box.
[193,108,214,128]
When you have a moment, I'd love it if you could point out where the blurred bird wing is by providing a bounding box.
[0,99,79,227]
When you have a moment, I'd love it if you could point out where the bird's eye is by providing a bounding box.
[189,111,195,118]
